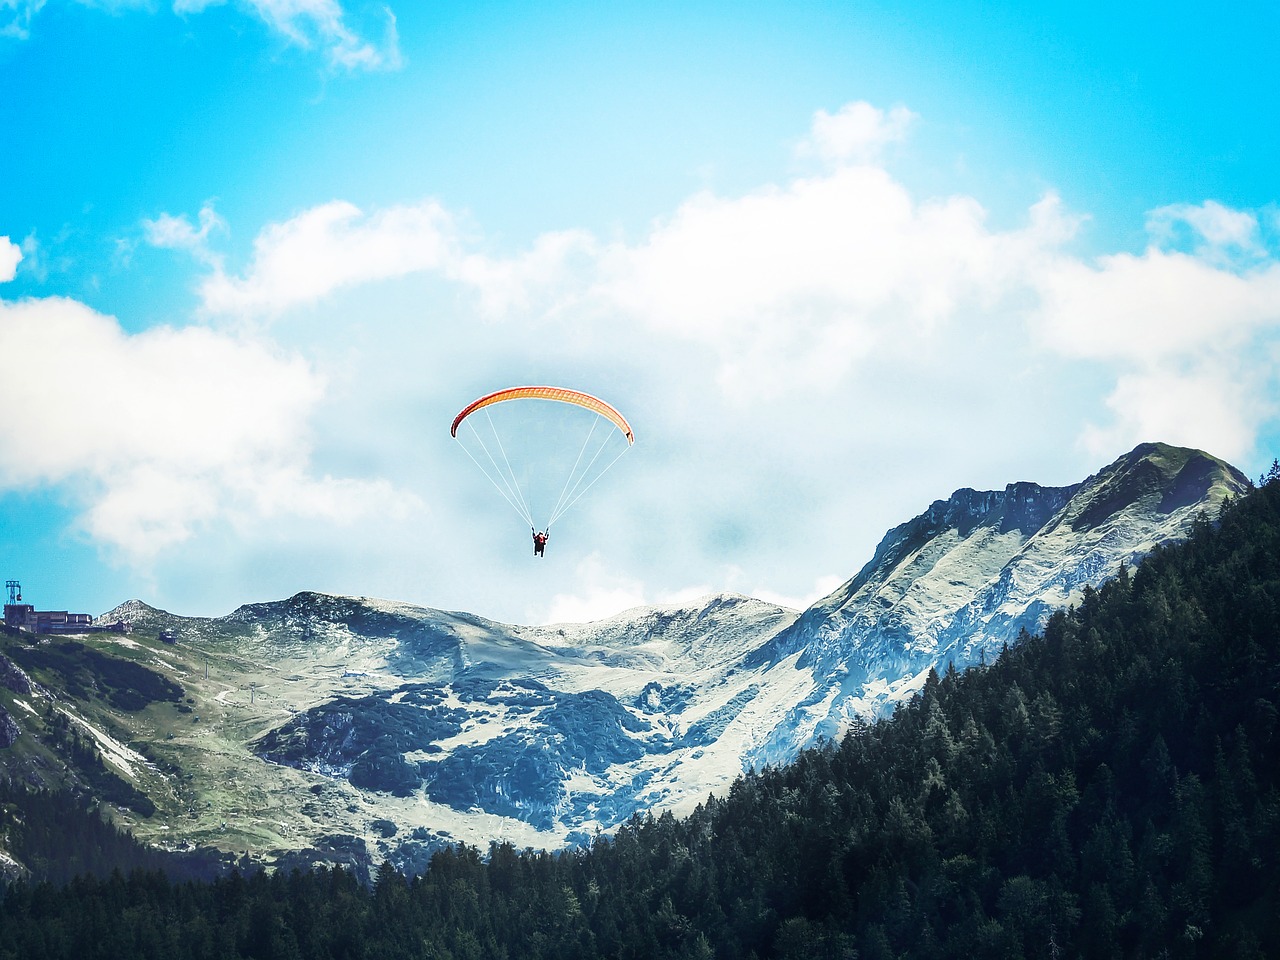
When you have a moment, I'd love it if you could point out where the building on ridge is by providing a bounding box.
[3,580,129,635]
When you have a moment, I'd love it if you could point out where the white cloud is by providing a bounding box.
[1,0,44,39]
[594,168,1075,398]
[236,0,402,71]
[1033,205,1280,464]
[17,233,46,281]
[1146,200,1262,257]
[535,554,716,625]
[191,198,601,322]
[184,105,1081,393]
[535,557,838,624]
[167,103,1280,490]
[0,236,20,282]
[8,0,399,72]
[539,555,649,624]
[452,228,599,318]
[143,201,226,266]
[1080,364,1264,464]
[751,574,844,612]
[200,200,455,316]
[0,295,419,558]
[1034,248,1280,363]
[795,101,917,165]
[0,299,319,483]
[144,202,225,249]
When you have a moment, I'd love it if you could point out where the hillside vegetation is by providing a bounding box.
[1,468,1278,959]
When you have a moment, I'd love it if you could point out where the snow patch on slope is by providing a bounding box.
[59,707,151,780]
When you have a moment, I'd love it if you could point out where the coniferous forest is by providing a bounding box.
[2,470,1279,959]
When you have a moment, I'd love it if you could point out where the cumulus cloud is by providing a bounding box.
[0,295,418,558]
[1033,204,1280,462]
[540,559,648,625]
[1034,248,1280,362]
[167,102,1280,474]
[751,573,845,612]
[143,201,226,266]
[795,101,917,165]
[184,104,1073,379]
[594,169,1076,398]
[199,200,455,316]
[1146,200,1263,258]
[536,554,714,625]
[538,561,822,625]
[452,228,599,318]
[0,236,20,282]
[1080,364,1266,464]
[187,198,600,322]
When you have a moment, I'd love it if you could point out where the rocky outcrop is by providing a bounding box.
[0,653,32,695]
[0,707,20,748]
[743,443,1250,765]
[10,442,1247,853]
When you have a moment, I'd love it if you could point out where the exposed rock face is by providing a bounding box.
[0,707,20,749]
[3,442,1249,855]
[232,443,1248,845]
[0,653,32,695]
[744,442,1250,763]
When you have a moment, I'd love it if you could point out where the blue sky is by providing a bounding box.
[2,0,1278,623]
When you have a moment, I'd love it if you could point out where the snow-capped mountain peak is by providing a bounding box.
[741,442,1248,763]
[4,443,1248,868]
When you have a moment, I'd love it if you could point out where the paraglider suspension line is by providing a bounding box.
[546,417,631,528]
[458,415,535,528]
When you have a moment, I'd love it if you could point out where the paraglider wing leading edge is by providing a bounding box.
[451,386,635,444]
[449,385,635,534]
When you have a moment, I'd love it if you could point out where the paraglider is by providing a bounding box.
[451,386,634,553]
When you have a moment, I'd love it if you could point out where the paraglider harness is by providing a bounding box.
[532,528,549,557]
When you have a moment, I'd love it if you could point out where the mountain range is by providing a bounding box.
[0,442,1249,877]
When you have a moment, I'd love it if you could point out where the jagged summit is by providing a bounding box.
[222,591,428,625]
[741,442,1250,762]
[1062,441,1246,530]
[97,598,172,626]
[920,480,1077,536]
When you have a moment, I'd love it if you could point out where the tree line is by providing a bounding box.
[2,465,1278,959]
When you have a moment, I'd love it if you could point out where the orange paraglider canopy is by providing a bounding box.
[451,386,635,445]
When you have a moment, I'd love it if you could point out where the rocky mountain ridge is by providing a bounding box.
[741,442,1249,761]
[0,442,1249,872]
